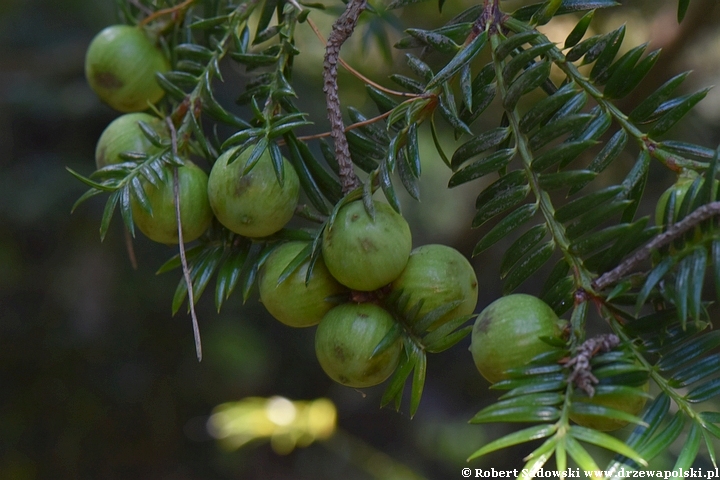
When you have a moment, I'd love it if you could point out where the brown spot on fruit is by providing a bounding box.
[94,71,123,89]
[234,174,253,196]
[475,314,491,334]
[360,238,377,252]
[333,345,346,362]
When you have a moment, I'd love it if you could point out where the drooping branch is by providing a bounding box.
[593,201,720,291]
[166,117,202,362]
[323,0,366,195]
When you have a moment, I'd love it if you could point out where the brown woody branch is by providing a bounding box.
[565,334,621,397]
[323,0,366,195]
[592,201,720,291]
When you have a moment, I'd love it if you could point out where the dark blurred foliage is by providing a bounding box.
[2,0,720,478]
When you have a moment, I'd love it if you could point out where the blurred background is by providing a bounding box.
[3,0,720,478]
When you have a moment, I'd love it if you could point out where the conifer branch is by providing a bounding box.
[593,201,720,290]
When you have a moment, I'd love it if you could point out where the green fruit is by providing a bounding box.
[207,147,300,238]
[391,244,478,331]
[322,201,412,291]
[259,242,348,327]
[315,303,402,388]
[570,382,649,431]
[131,161,213,244]
[470,294,567,384]
[95,113,166,169]
[85,25,170,112]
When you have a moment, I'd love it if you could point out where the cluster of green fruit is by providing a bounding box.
[85,22,647,424]
[85,24,479,391]
[259,203,479,388]
[87,25,301,245]
[95,112,300,244]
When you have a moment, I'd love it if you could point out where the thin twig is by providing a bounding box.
[592,201,720,291]
[292,2,417,99]
[340,57,415,98]
[293,109,393,143]
[323,0,367,194]
[139,0,195,27]
[166,117,203,362]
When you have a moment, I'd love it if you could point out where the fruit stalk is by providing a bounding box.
[322,0,365,194]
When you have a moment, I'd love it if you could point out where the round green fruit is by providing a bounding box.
[322,201,412,291]
[207,147,299,238]
[315,303,402,388]
[131,161,213,244]
[570,382,649,431]
[95,113,166,169]
[391,244,478,330]
[470,294,567,384]
[259,242,348,328]
[85,25,170,112]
